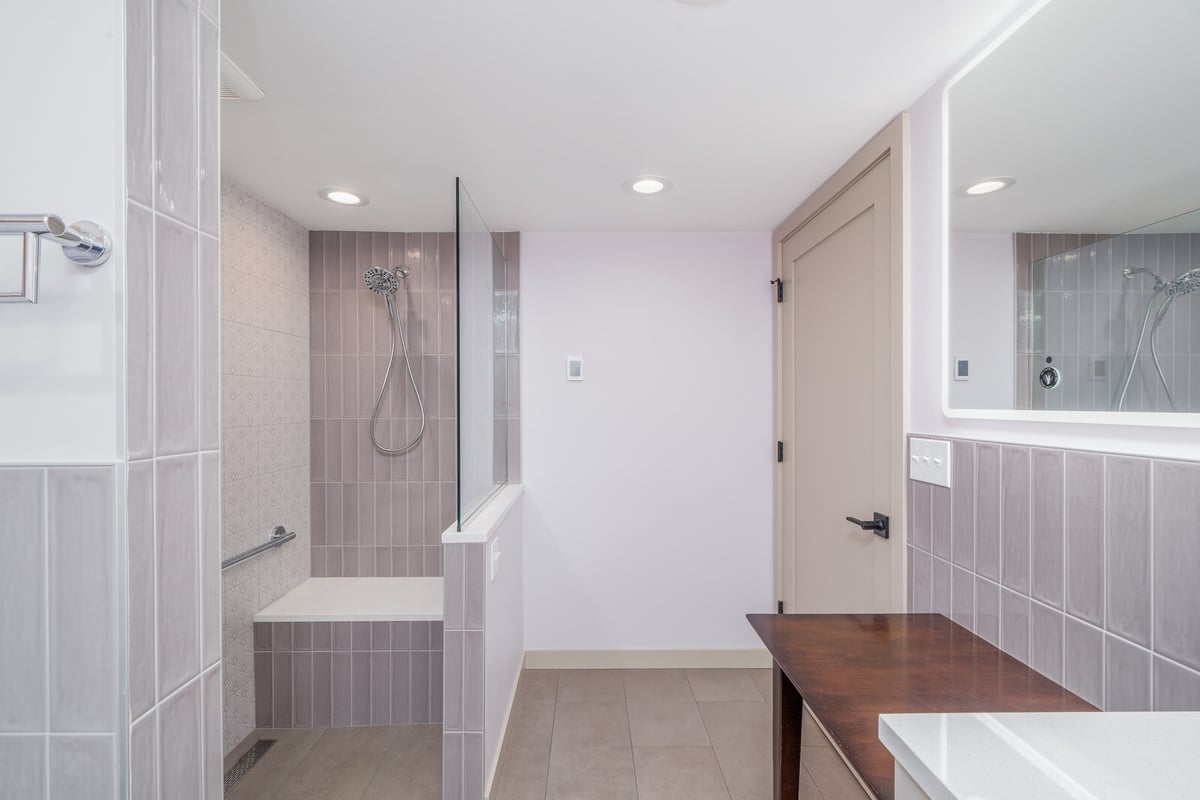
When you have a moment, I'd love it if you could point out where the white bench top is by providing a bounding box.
[253,577,443,622]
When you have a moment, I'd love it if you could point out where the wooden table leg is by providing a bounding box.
[773,661,802,800]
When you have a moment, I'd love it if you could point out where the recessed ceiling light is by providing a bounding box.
[319,188,369,206]
[962,177,1016,196]
[623,175,673,195]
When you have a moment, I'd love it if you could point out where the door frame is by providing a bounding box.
[772,114,910,612]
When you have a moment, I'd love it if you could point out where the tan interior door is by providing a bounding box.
[776,120,905,613]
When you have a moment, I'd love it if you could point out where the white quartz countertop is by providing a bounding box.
[254,577,443,622]
[879,711,1200,800]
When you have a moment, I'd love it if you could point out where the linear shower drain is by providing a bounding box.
[223,738,277,794]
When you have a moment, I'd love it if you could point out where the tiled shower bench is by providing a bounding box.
[252,577,444,728]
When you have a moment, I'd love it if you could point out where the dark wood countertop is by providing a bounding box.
[747,613,1097,800]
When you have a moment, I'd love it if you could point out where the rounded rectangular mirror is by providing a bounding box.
[946,0,1200,419]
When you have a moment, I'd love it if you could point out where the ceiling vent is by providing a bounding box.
[220,53,265,101]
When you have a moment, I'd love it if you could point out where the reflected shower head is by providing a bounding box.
[1123,266,1168,291]
[1166,268,1200,299]
[364,267,399,296]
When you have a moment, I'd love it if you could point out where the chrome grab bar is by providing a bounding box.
[222,525,296,571]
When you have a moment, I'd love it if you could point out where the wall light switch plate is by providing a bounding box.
[490,537,501,581]
[566,355,583,381]
[910,438,952,488]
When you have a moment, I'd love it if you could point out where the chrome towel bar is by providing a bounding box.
[1,213,113,303]
[222,525,296,571]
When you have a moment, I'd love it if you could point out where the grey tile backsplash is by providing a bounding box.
[910,434,1200,711]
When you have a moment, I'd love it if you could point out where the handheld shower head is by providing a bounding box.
[364,265,411,296]
[1166,268,1200,299]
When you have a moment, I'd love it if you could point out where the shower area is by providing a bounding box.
[1014,231,1200,412]
[219,178,519,798]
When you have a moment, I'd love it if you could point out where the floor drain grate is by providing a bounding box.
[223,738,277,795]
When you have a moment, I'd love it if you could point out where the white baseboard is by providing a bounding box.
[484,664,524,800]
[523,648,772,670]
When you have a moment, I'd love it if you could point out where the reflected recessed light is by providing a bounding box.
[623,175,673,195]
[962,177,1015,196]
[319,188,369,206]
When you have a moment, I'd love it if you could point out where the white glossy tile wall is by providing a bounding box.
[910,434,1200,712]
[125,0,223,797]
[219,181,311,753]
[0,467,120,797]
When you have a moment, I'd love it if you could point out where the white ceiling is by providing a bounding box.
[950,0,1200,235]
[220,0,1025,232]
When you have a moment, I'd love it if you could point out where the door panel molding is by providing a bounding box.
[773,115,909,613]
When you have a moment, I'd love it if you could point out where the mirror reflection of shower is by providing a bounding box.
[364,264,427,453]
[1116,265,1200,412]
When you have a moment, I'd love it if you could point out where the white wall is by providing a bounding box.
[907,1,1200,458]
[484,494,524,794]
[948,232,1014,409]
[521,232,774,651]
[0,2,124,463]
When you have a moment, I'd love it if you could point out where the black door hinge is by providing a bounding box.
[777,600,784,614]
[770,278,783,303]
[776,441,784,463]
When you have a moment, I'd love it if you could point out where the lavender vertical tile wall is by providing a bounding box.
[309,230,522,576]
[1014,232,1200,412]
[220,181,312,753]
[125,0,223,796]
[909,434,1200,712]
[444,542,487,799]
[310,230,457,577]
[252,621,443,727]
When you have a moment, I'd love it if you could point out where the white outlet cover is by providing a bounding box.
[910,438,952,488]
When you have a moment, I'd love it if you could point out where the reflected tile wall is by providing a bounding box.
[220,181,312,754]
[909,435,1200,712]
[126,0,223,795]
[1014,232,1200,412]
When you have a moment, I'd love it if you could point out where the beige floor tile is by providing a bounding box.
[633,747,731,800]
[622,669,696,704]
[749,669,772,706]
[270,749,386,800]
[518,669,561,706]
[309,725,402,754]
[490,742,551,800]
[362,726,442,800]
[551,701,631,750]
[801,705,831,747]
[697,702,772,800]
[627,700,710,748]
[224,729,324,800]
[504,692,557,751]
[556,669,625,703]
[546,742,637,800]
[802,745,871,800]
[686,670,765,702]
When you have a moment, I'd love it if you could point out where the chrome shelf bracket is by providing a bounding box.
[1,214,113,303]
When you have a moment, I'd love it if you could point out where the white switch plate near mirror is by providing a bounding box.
[910,438,951,488]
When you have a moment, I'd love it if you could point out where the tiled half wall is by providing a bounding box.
[909,435,1200,711]
[309,231,457,578]
[252,621,444,728]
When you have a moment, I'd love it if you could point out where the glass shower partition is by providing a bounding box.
[455,179,509,527]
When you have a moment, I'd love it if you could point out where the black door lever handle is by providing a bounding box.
[845,513,890,540]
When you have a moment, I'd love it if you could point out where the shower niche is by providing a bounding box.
[944,0,1200,416]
